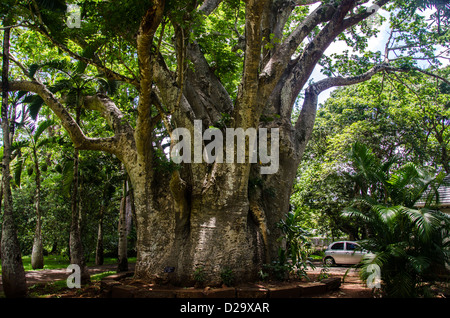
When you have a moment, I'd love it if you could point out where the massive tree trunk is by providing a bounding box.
[1,20,28,298]
[130,165,266,285]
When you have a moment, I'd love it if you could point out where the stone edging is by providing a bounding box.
[100,272,341,298]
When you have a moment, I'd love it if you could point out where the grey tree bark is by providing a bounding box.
[68,106,90,284]
[31,147,44,269]
[117,176,128,272]
[95,204,104,266]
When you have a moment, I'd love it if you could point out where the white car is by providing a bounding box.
[323,241,367,266]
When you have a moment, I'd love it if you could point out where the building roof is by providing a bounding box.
[415,174,450,209]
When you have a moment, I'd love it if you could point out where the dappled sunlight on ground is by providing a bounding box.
[0,264,135,292]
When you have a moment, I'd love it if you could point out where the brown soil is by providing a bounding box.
[0,263,124,292]
[40,278,373,299]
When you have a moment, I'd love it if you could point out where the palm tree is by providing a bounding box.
[13,119,55,269]
[342,143,450,297]
[345,142,397,203]
[23,59,118,281]
[343,202,450,297]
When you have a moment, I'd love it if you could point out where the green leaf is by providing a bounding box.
[61,160,74,197]
[34,119,55,143]
[13,157,25,187]
[23,95,45,120]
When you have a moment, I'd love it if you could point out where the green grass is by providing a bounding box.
[21,255,71,271]
[90,270,117,281]
[309,254,324,261]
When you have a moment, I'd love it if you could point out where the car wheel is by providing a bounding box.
[324,257,335,266]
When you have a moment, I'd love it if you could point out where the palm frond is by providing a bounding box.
[407,255,432,274]
[341,206,371,222]
[61,160,74,197]
[401,207,441,242]
[11,140,30,151]
[28,59,74,80]
[22,94,44,120]
[33,119,55,143]
[13,156,26,188]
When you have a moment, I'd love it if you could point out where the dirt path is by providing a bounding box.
[306,264,374,298]
[0,263,135,292]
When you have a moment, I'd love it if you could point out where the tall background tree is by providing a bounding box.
[1,16,27,298]
[13,119,55,269]
[1,0,449,285]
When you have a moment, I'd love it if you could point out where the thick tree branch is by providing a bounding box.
[5,80,120,154]
[9,53,33,79]
[288,0,360,97]
[293,64,388,155]
[310,63,390,94]
[152,51,196,123]
[135,0,165,160]
[184,41,233,125]
[242,0,267,88]
[198,0,223,15]
[272,0,391,119]
[341,0,390,29]
[82,94,134,136]
[234,0,270,128]
[292,62,430,154]
[260,2,336,91]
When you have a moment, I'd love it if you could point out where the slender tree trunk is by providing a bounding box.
[0,21,28,297]
[95,204,104,266]
[117,176,128,272]
[68,106,90,284]
[69,147,89,283]
[31,149,44,269]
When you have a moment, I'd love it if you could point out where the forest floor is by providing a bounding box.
[0,263,134,294]
[0,262,375,298]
